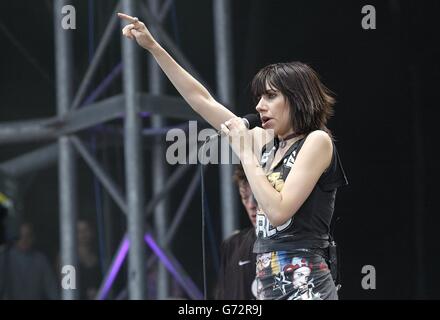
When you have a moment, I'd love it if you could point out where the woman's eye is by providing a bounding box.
[268,93,276,99]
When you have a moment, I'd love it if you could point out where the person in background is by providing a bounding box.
[215,165,257,300]
[0,222,58,299]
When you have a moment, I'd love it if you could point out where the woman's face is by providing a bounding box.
[255,83,293,137]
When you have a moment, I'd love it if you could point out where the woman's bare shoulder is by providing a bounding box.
[299,130,333,165]
[305,130,333,144]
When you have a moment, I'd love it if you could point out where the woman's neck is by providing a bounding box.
[276,131,304,149]
[277,129,295,140]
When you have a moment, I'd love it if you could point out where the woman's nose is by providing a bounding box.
[255,98,265,112]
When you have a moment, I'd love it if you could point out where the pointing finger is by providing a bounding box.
[117,12,141,25]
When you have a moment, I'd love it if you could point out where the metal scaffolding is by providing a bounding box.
[0,0,237,299]
[148,0,169,300]
[213,0,238,240]
[54,0,78,300]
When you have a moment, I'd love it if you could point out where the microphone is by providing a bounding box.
[242,113,262,130]
[206,114,262,142]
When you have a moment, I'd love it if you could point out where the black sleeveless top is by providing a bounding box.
[253,133,348,254]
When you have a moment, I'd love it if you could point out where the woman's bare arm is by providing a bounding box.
[118,13,236,130]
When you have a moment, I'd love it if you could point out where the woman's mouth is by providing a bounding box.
[261,116,273,128]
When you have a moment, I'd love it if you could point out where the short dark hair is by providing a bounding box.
[251,62,335,136]
[233,165,248,187]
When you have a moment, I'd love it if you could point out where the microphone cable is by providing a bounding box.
[199,138,210,300]
[199,135,223,300]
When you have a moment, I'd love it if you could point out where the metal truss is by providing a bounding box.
[0,0,236,299]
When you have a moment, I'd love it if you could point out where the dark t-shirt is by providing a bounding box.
[254,134,348,253]
[215,227,257,300]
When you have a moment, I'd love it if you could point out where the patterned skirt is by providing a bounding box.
[256,250,338,300]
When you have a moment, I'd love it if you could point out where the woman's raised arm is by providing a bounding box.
[118,13,236,130]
